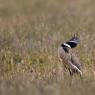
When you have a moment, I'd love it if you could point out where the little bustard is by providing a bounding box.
[58,34,82,78]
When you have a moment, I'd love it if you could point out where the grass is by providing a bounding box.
[0,0,95,95]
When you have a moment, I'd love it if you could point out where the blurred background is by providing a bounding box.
[0,0,95,95]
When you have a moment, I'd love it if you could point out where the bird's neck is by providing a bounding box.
[61,44,71,53]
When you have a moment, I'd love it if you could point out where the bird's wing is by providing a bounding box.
[67,60,82,75]
[70,53,82,70]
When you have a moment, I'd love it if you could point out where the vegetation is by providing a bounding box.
[0,0,95,95]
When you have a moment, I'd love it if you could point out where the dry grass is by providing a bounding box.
[0,0,95,95]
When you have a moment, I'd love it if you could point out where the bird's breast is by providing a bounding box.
[58,46,71,61]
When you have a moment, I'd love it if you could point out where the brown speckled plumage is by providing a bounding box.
[58,35,82,77]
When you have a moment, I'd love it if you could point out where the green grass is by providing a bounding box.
[0,0,95,95]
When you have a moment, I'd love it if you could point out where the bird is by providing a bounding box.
[58,34,82,78]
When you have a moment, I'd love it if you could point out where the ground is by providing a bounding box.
[0,0,95,95]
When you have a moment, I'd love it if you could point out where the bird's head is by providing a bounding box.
[63,34,79,48]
